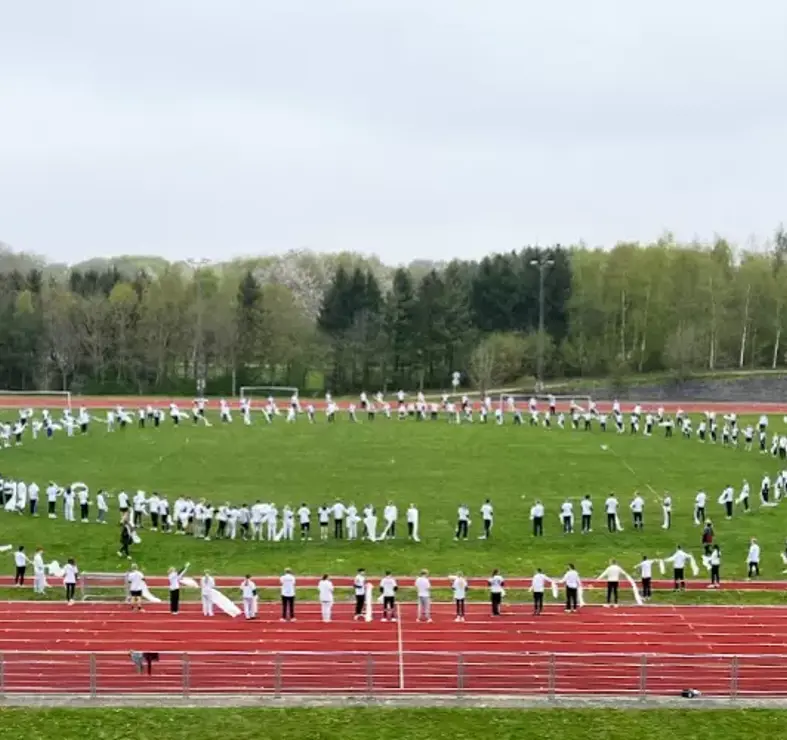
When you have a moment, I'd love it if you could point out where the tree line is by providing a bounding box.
[0,230,785,395]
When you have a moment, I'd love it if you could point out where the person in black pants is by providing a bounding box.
[353,569,366,620]
[168,565,189,614]
[14,546,27,586]
[118,521,132,559]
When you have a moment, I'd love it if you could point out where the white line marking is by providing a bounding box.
[396,603,405,690]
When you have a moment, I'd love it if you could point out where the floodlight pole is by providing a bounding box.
[530,254,555,390]
[187,258,211,395]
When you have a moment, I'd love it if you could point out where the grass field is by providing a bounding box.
[0,411,785,584]
[0,708,784,739]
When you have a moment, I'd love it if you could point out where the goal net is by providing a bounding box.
[239,386,299,402]
[499,393,593,413]
[81,572,131,602]
[0,390,72,411]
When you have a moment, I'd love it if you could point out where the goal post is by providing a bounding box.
[80,572,131,602]
[239,386,299,402]
[0,390,72,411]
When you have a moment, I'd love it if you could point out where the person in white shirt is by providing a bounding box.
[560,564,581,613]
[379,572,398,622]
[353,569,367,620]
[635,556,655,600]
[241,575,258,620]
[747,538,761,579]
[604,495,619,533]
[201,571,215,617]
[488,569,505,616]
[451,572,468,622]
[28,481,40,517]
[580,495,593,534]
[530,568,550,616]
[694,491,707,525]
[127,565,146,612]
[709,545,721,588]
[332,501,346,539]
[33,547,46,594]
[280,568,296,621]
[718,485,734,519]
[117,490,129,519]
[63,487,75,522]
[63,558,79,605]
[480,500,494,539]
[297,504,311,541]
[46,483,59,519]
[96,490,109,524]
[597,559,623,607]
[318,505,330,541]
[168,565,188,615]
[415,570,432,622]
[560,500,574,534]
[382,503,398,539]
[13,546,28,586]
[530,500,544,536]
[665,547,688,591]
[661,494,672,529]
[406,504,420,542]
[630,494,644,530]
[318,574,334,623]
[455,505,470,540]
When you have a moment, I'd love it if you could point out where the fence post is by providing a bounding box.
[456,654,465,697]
[182,653,190,698]
[365,655,374,697]
[89,653,97,698]
[274,655,282,697]
[548,653,556,700]
[730,655,739,701]
[0,652,4,698]
[639,654,648,700]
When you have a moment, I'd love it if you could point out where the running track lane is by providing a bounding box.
[0,395,786,414]
[1,602,787,697]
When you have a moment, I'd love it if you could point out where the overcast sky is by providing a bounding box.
[2,1,786,265]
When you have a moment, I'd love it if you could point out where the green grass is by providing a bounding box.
[0,413,784,585]
[0,708,785,740]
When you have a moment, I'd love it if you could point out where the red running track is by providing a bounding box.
[0,394,786,414]
[2,601,787,698]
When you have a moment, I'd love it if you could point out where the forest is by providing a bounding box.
[0,228,786,395]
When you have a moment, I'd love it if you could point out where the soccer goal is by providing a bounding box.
[80,572,131,602]
[239,386,299,402]
[0,390,72,411]
[500,392,593,412]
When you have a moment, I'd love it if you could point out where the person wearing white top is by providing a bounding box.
[127,565,146,612]
[560,565,581,613]
[28,481,40,517]
[455,505,470,540]
[636,556,655,600]
[280,569,296,621]
[415,570,432,623]
[379,572,398,622]
[452,572,468,622]
[597,560,623,607]
[33,548,46,594]
[530,568,550,616]
[629,494,644,530]
[353,569,367,620]
[13,546,28,586]
[297,504,311,541]
[480,500,494,539]
[665,547,688,591]
[332,501,346,539]
[63,559,79,605]
[241,576,258,620]
[604,495,618,533]
[406,504,420,542]
[201,572,216,617]
[747,538,761,579]
[96,490,109,524]
[694,491,707,525]
[318,575,334,622]
[709,546,722,588]
[580,495,593,534]
[168,565,188,614]
[488,570,505,616]
[530,501,544,536]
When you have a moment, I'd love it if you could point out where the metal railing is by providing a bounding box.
[0,650,785,699]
